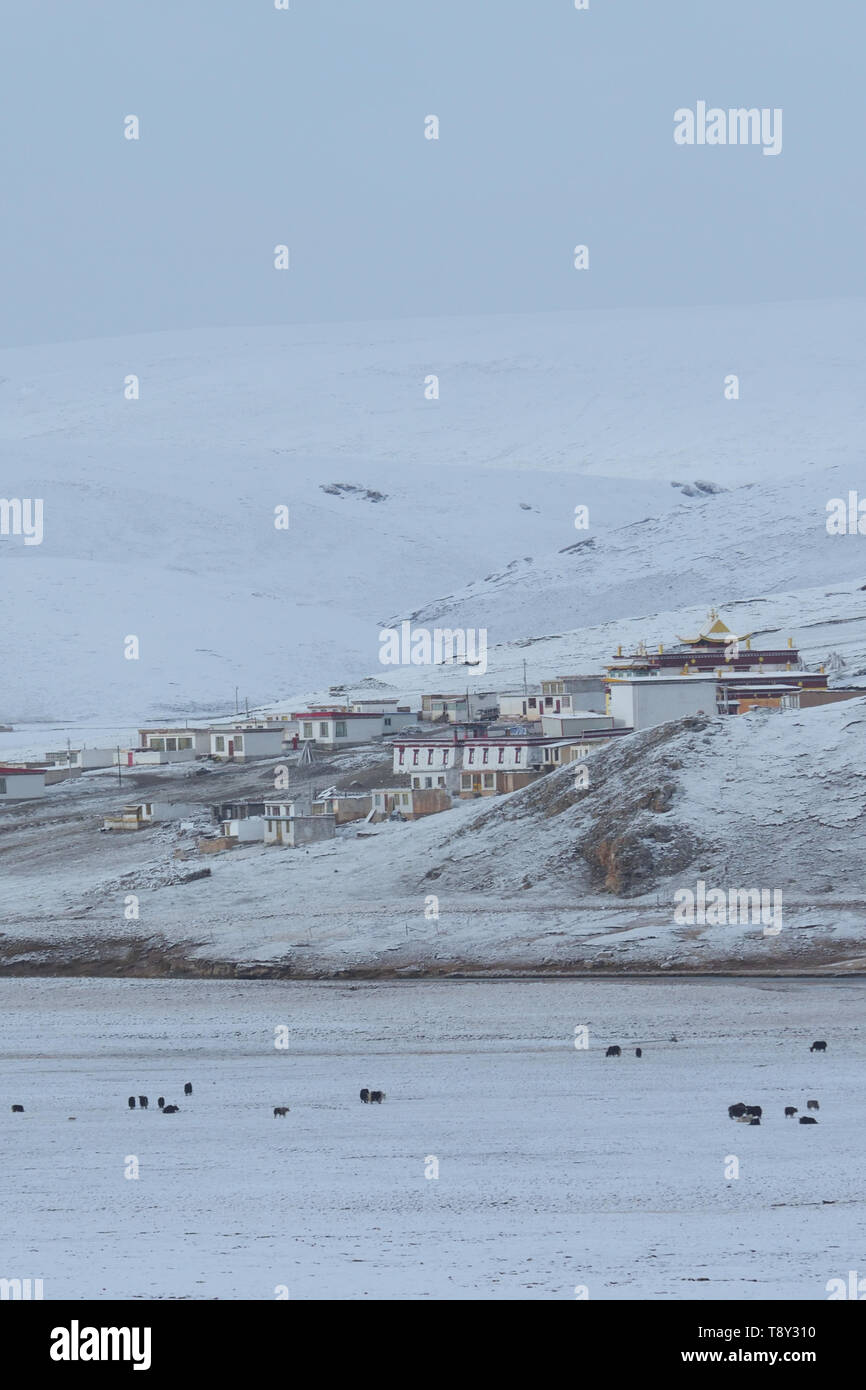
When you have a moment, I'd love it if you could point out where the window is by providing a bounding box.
[441,751,448,765]
[482,748,489,764]
[498,747,505,764]
[384,716,392,727]
[398,747,405,764]
[0,779,6,794]
[529,698,537,708]
[319,723,329,737]
[412,750,419,764]
[234,735,243,751]
[401,793,410,805]
[166,738,177,751]
[427,750,434,764]
[150,738,165,751]
[335,722,347,738]
[424,777,432,788]
[467,748,475,764]
[483,773,495,788]
[461,774,472,789]
[303,722,313,738]
[215,736,225,752]
[178,737,192,750]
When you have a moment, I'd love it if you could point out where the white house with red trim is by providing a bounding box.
[0,766,47,799]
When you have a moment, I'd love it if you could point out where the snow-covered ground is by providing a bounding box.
[2,298,865,723]
[1,976,862,1301]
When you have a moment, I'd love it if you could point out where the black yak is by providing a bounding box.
[810,1040,827,1052]
[157,1097,165,1110]
[635,1048,642,1058]
[138,1096,148,1109]
[184,1083,193,1096]
[370,1091,385,1104]
[163,1104,180,1114]
[11,1105,23,1113]
[728,1103,747,1119]
[127,1096,136,1109]
[605,1046,621,1058]
[744,1105,762,1118]
[807,1099,820,1111]
[360,1089,370,1103]
[799,1116,818,1124]
[273,1106,289,1117]
[784,1106,798,1118]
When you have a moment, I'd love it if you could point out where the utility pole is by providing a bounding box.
[523,659,527,697]
[115,746,123,789]
[234,686,239,716]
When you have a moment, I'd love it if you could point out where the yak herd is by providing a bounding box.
[9,1077,387,1119]
[726,1040,827,1126]
[601,1037,829,1126]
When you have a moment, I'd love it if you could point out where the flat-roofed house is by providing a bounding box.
[139,727,211,757]
[263,800,336,846]
[0,766,46,799]
[369,787,451,821]
[292,711,385,746]
[209,727,285,761]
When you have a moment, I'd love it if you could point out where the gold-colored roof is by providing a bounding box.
[675,609,752,645]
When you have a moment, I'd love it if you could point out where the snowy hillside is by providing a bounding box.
[2,297,865,722]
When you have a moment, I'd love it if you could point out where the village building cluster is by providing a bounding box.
[1,616,861,865]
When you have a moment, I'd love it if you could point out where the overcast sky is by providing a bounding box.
[1,0,862,346]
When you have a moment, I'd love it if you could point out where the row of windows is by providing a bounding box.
[461,773,497,788]
[302,721,348,738]
[148,736,193,752]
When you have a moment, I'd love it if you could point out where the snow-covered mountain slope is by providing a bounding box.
[2,699,863,976]
[2,297,865,722]
[393,465,866,641]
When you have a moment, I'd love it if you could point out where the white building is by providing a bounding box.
[540,711,614,738]
[606,676,717,731]
[209,727,285,760]
[0,767,46,799]
[262,800,336,846]
[292,711,385,746]
[139,727,212,757]
[116,747,196,767]
[497,692,543,723]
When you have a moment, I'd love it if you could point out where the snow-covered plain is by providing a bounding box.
[1,976,863,1301]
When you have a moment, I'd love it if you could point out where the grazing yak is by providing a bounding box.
[635,1048,642,1058]
[810,1040,827,1053]
[163,1105,180,1114]
[184,1083,193,1096]
[273,1106,289,1117]
[800,1116,818,1125]
[138,1096,148,1110]
[370,1091,385,1104]
[728,1102,747,1119]
[807,1099,820,1111]
[127,1096,136,1110]
[11,1105,24,1113]
[785,1107,798,1118]
[744,1105,762,1119]
[157,1097,165,1110]
[605,1046,621,1058]
[360,1089,370,1103]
